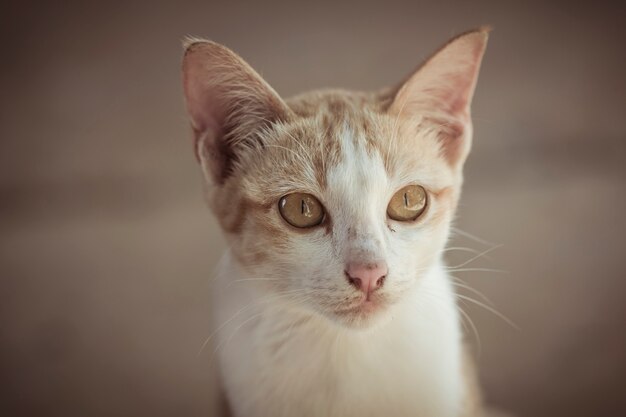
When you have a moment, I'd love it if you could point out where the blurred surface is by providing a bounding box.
[1,1,625,416]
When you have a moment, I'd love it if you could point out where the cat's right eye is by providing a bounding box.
[279,193,325,228]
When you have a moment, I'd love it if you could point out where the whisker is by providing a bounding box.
[445,267,508,274]
[442,246,486,256]
[446,244,503,269]
[197,288,308,356]
[227,277,281,286]
[451,227,495,246]
[451,277,493,305]
[456,294,519,330]
[212,310,266,358]
[457,304,482,354]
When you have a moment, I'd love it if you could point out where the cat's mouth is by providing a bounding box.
[332,295,390,324]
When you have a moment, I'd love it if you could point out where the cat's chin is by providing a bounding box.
[329,299,394,330]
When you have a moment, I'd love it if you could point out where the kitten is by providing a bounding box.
[182,27,490,417]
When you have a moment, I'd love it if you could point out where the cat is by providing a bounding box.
[182,27,490,417]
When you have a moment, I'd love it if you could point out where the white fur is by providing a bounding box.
[213,254,462,417]
[210,128,465,417]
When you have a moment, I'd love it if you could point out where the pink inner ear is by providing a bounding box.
[182,41,290,183]
[182,45,228,140]
[183,46,215,158]
[438,73,475,121]
[389,29,488,123]
[187,86,224,136]
[437,37,488,121]
[436,121,466,165]
[186,85,227,164]
[387,29,488,166]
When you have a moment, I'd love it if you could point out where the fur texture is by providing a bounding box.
[182,27,490,417]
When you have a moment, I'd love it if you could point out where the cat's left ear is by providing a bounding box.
[386,27,490,168]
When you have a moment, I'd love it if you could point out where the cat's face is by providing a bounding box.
[212,106,461,328]
[182,29,488,328]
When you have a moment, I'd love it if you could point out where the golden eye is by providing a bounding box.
[387,185,427,222]
[279,193,325,228]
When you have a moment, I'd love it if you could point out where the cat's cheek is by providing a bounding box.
[236,217,337,289]
[228,214,293,271]
[384,220,449,288]
[429,189,458,227]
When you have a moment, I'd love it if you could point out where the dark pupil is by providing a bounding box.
[301,199,305,214]
[404,192,409,207]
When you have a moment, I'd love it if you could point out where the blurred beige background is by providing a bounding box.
[1,0,625,416]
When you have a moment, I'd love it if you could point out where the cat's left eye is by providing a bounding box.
[387,185,427,222]
[279,193,325,228]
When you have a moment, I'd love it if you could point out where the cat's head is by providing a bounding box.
[182,29,489,328]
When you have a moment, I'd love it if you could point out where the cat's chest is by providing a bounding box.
[250,324,460,417]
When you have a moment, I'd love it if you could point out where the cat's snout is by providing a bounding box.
[344,262,388,300]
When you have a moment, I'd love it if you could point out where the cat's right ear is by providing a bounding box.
[182,39,291,184]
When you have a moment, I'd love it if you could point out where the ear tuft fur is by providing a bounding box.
[181,36,211,52]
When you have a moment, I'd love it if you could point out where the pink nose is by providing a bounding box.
[345,262,388,299]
